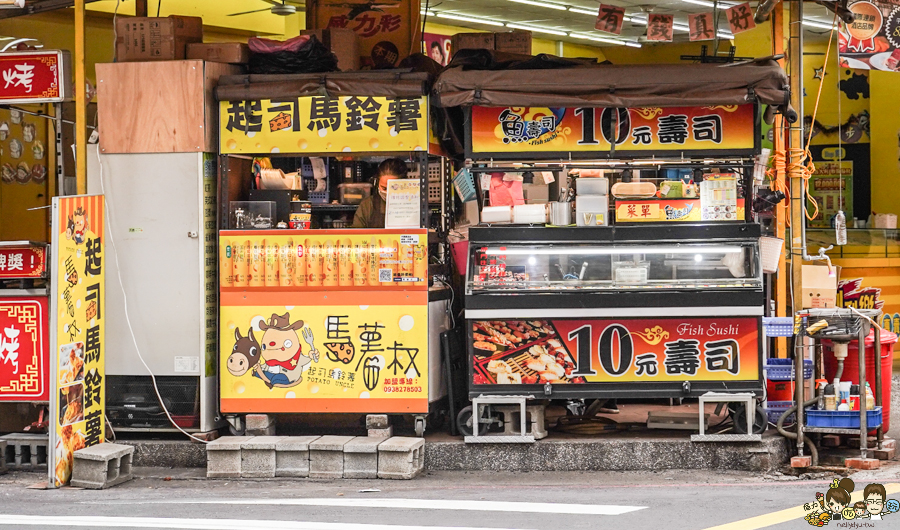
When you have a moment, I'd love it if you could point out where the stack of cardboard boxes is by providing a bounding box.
[450,30,532,56]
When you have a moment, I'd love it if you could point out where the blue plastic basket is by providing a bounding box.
[763,317,794,337]
[765,400,796,424]
[765,358,813,381]
[308,191,330,204]
[805,407,882,429]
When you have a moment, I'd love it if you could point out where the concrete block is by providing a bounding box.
[846,457,881,470]
[821,435,841,448]
[343,437,380,479]
[207,436,252,479]
[70,443,134,489]
[241,436,279,478]
[874,447,896,461]
[275,436,320,478]
[791,456,812,468]
[366,414,390,429]
[245,414,276,436]
[309,435,353,479]
[0,440,6,475]
[368,427,393,438]
[1,433,48,470]
[377,436,425,480]
[882,438,896,450]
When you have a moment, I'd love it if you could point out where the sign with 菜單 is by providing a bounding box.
[0,50,71,104]
[220,292,428,413]
[49,195,105,488]
[0,245,46,279]
[0,297,49,402]
[615,199,746,222]
[219,230,429,289]
[469,105,757,157]
[472,318,759,385]
[385,179,421,229]
[220,96,428,155]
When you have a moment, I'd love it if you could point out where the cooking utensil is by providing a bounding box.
[302,327,319,362]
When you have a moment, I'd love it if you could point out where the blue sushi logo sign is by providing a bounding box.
[498,108,566,145]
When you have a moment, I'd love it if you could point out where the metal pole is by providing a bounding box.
[874,322,883,449]
[858,324,868,460]
[788,0,805,313]
[74,0,87,194]
[795,325,805,456]
[55,103,64,197]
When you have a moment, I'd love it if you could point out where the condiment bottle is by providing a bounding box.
[838,400,850,411]
[865,382,875,409]
[849,385,860,411]
[824,384,837,410]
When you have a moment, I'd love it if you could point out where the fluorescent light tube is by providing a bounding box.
[802,20,838,30]
[506,22,569,36]
[570,33,631,46]
[568,7,598,16]
[436,12,506,27]
[508,0,568,10]
[485,246,743,256]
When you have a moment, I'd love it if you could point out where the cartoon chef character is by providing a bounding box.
[252,312,318,389]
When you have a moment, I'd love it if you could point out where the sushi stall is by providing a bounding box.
[215,71,454,435]
[432,58,794,438]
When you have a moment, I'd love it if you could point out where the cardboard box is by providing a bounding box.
[187,42,249,64]
[451,32,495,55]
[801,264,839,309]
[115,15,203,62]
[494,30,532,55]
[299,29,359,71]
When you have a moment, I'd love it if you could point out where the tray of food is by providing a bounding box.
[471,320,587,385]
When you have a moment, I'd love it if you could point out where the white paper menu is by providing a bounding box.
[385,179,421,228]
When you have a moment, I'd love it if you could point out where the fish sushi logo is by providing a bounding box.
[498,108,566,144]
[664,203,693,220]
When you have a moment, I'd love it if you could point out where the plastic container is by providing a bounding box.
[759,237,785,274]
[512,204,548,224]
[823,328,897,432]
[611,181,656,198]
[805,406,882,429]
[308,190,330,204]
[764,358,813,380]
[338,183,372,205]
[575,195,609,226]
[767,380,799,401]
[765,400,796,424]
[576,177,609,196]
[762,316,794,337]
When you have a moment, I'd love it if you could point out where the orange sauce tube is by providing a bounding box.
[367,237,380,286]
[232,240,250,287]
[293,240,306,287]
[353,240,367,287]
[264,240,278,287]
[219,239,234,288]
[249,239,264,287]
[279,239,293,287]
[306,239,322,287]
[338,238,353,286]
[323,240,338,286]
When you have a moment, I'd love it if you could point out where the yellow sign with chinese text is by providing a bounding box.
[219,96,428,155]
[49,195,105,488]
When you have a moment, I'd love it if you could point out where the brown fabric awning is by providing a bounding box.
[432,60,790,109]
[215,71,432,101]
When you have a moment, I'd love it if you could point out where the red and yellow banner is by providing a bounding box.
[50,195,105,487]
[616,198,746,222]
[472,318,759,385]
[0,245,46,279]
[0,297,49,402]
[470,105,756,156]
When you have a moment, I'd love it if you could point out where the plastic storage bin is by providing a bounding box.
[764,358,813,380]
[338,183,372,205]
[576,178,609,196]
[765,401,795,424]
[308,191,330,205]
[805,407,882,429]
[762,316,793,337]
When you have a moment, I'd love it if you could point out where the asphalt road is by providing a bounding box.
[0,465,899,530]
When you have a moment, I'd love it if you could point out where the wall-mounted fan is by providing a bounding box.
[227,0,306,17]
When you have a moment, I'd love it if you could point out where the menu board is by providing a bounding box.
[385,179,421,229]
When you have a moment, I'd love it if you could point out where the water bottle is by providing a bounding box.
[835,210,847,246]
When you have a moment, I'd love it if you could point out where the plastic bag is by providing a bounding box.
[248,35,338,74]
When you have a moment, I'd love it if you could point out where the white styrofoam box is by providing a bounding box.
[512,204,548,224]
[575,195,609,227]
[481,206,512,224]
[576,178,609,196]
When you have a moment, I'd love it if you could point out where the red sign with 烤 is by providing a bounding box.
[0,297,49,402]
[0,245,47,279]
[0,50,70,104]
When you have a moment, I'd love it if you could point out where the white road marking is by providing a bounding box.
[0,514,528,530]
[87,497,646,516]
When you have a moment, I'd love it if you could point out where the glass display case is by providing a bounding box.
[806,229,900,258]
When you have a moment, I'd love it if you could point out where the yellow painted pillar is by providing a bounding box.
[75,0,86,194]
[788,0,805,314]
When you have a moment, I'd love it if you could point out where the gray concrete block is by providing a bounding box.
[206,436,253,479]
[343,437,381,479]
[241,436,279,478]
[377,437,425,480]
[70,443,134,489]
[1,433,48,470]
[275,436,320,478]
[368,427,393,438]
[309,435,353,479]
[0,440,6,475]
[366,414,390,429]
[245,414,276,436]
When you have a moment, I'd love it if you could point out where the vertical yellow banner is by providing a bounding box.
[50,195,105,488]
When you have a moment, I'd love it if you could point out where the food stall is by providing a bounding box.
[432,59,794,434]
[215,72,453,435]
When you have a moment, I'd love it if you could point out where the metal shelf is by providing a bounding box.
[310,204,359,212]
[802,426,866,435]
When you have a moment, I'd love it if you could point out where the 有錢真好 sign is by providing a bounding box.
[469,105,757,158]
[49,195,105,488]
[0,244,46,279]
[472,318,759,385]
[220,295,428,413]
[220,96,428,155]
[0,297,49,402]
[0,50,71,104]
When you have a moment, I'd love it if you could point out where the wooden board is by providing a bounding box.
[97,60,239,153]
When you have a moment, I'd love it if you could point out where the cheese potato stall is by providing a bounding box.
[432,55,795,438]
[215,71,454,436]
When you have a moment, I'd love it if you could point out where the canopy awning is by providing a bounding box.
[215,71,432,102]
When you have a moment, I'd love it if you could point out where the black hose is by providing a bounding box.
[776,396,820,466]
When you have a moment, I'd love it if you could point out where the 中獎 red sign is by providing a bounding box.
[0,50,71,104]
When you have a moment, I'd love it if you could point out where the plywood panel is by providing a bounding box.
[97,60,239,153]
